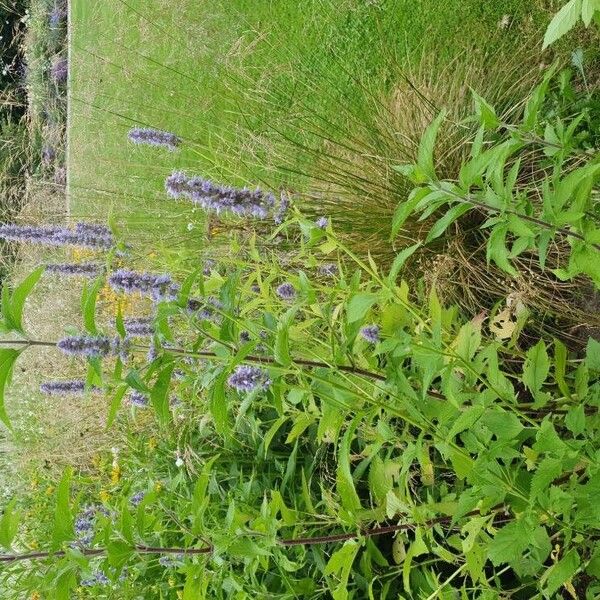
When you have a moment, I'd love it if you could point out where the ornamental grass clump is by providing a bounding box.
[127,127,181,151]
[165,171,276,219]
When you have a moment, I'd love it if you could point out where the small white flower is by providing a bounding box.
[175,457,184,468]
[187,222,194,231]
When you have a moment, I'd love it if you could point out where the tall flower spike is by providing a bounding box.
[166,171,276,220]
[128,390,149,408]
[109,269,179,301]
[0,223,114,250]
[57,336,114,358]
[46,263,102,278]
[128,127,181,152]
[51,57,68,83]
[40,380,98,395]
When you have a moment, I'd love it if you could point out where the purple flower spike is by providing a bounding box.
[49,6,66,27]
[57,335,114,358]
[360,325,380,344]
[227,365,271,393]
[166,171,276,220]
[0,223,114,250]
[274,192,291,225]
[40,380,98,395]
[46,263,102,278]
[276,282,296,301]
[109,269,179,302]
[128,127,181,152]
[315,216,328,229]
[124,317,155,337]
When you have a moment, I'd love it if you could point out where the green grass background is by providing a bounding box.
[69,0,551,257]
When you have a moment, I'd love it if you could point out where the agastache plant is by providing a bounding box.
[127,127,181,151]
[227,365,271,393]
[57,335,116,359]
[124,317,155,337]
[166,171,276,219]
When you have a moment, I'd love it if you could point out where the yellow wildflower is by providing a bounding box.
[31,592,41,600]
[147,437,158,450]
[99,490,111,503]
[168,578,176,587]
[111,463,121,484]
[29,540,39,550]
[45,486,55,496]
[154,481,163,493]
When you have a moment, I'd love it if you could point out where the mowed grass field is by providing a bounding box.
[69,0,550,263]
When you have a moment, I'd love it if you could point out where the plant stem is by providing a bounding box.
[0,544,212,564]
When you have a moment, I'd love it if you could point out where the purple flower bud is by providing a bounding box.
[128,390,149,408]
[276,282,296,301]
[128,127,181,152]
[360,325,380,344]
[239,330,250,343]
[318,263,339,277]
[130,491,145,507]
[227,365,271,393]
[159,554,184,567]
[57,336,114,358]
[42,146,56,165]
[54,166,67,185]
[124,317,155,337]
[40,380,99,395]
[45,262,102,278]
[202,259,215,276]
[315,216,328,229]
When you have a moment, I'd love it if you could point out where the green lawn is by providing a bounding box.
[69,0,550,265]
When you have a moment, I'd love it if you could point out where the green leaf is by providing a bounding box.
[425,203,472,243]
[471,90,500,129]
[387,242,421,283]
[585,337,600,371]
[285,413,315,444]
[336,419,362,513]
[0,498,20,549]
[530,457,563,500]
[486,225,517,276]
[106,540,134,569]
[368,455,392,503]
[541,549,580,596]
[150,363,174,425]
[565,404,586,436]
[581,0,600,26]
[210,372,230,437]
[81,277,104,335]
[9,267,44,333]
[346,293,378,324]
[523,340,550,395]
[52,467,73,550]
[390,187,430,240]
[553,339,571,399]
[0,349,20,430]
[482,409,523,440]
[107,384,128,427]
[324,540,359,600]
[275,307,298,367]
[488,519,532,566]
[417,110,447,180]
[448,405,485,439]
[543,0,582,49]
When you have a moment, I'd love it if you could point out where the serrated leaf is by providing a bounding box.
[336,419,361,512]
[585,337,600,371]
[425,203,472,243]
[150,363,174,425]
[565,404,585,436]
[541,549,580,596]
[387,243,421,283]
[448,405,485,439]
[488,520,531,566]
[390,187,430,240]
[482,409,523,440]
[471,89,500,129]
[581,0,600,26]
[543,0,582,49]
[346,293,378,324]
[210,372,230,437]
[530,457,563,499]
[523,340,550,394]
